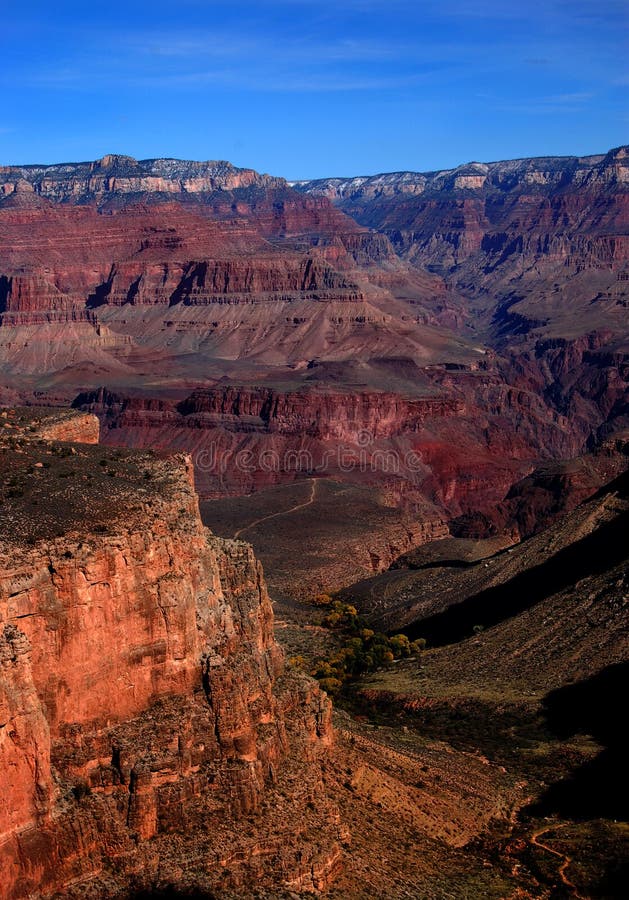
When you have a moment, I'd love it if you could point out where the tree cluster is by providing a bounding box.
[304,597,426,696]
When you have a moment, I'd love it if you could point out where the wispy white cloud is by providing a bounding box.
[545,91,595,103]
[134,70,438,92]
[23,62,445,94]
[497,91,597,114]
[137,33,402,63]
[13,25,468,94]
[4,0,626,105]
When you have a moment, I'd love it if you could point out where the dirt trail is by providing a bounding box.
[234,478,318,539]
[530,823,584,898]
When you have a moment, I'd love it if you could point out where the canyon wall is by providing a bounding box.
[295,147,629,519]
[0,149,627,551]
[0,410,340,898]
[296,147,629,345]
[0,165,465,382]
[73,373,582,519]
[0,155,286,200]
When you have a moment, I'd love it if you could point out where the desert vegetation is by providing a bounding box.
[292,596,426,695]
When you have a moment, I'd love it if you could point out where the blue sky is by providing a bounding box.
[2,0,627,178]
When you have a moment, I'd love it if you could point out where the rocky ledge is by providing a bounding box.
[0,409,341,898]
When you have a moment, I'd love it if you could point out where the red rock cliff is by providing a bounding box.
[0,416,340,898]
[74,373,579,516]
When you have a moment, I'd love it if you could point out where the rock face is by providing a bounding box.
[295,147,629,349]
[294,146,628,193]
[0,411,339,898]
[293,147,629,531]
[0,159,467,383]
[73,367,582,520]
[0,155,286,201]
[0,406,100,444]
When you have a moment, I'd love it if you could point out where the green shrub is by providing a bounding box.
[318,676,343,695]
[310,595,428,695]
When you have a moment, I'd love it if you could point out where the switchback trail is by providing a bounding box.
[530,822,584,898]
[234,478,318,539]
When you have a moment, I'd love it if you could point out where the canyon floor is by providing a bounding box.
[200,477,447,600]
[261,472,629,899]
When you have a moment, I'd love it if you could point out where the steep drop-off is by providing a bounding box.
[339,468,629,659]
[0,409,341,898]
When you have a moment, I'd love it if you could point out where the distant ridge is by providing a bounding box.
[0,153,285,202]
[292,145,628,200]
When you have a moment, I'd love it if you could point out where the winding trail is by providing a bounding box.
[529,823,584,898]
[233,478,318,539]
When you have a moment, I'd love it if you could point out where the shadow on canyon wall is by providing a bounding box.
[527,660,629,822]
[405,473,629,647]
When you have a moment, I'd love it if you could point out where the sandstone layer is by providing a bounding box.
[0,158,466,388]
[297,148,629,410]
[0,410,340,898]
[72,368,590,521]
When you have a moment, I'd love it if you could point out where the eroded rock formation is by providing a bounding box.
[0,151,472,390]
[73,369,582,518]
[0,409,340,898]
[296,148,629,388]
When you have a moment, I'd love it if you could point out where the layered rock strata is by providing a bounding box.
[74,373,579,518]
[0,411,339,898]
[296,148,629,350]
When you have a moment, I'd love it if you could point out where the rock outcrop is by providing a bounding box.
[0,406,100,444]
[0,410,340,898]
[295,145,628,214]
[0,155,285,201]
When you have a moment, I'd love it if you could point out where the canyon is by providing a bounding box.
[0,146,628,897]
[1,151,626,585]
[0,407,540,900]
